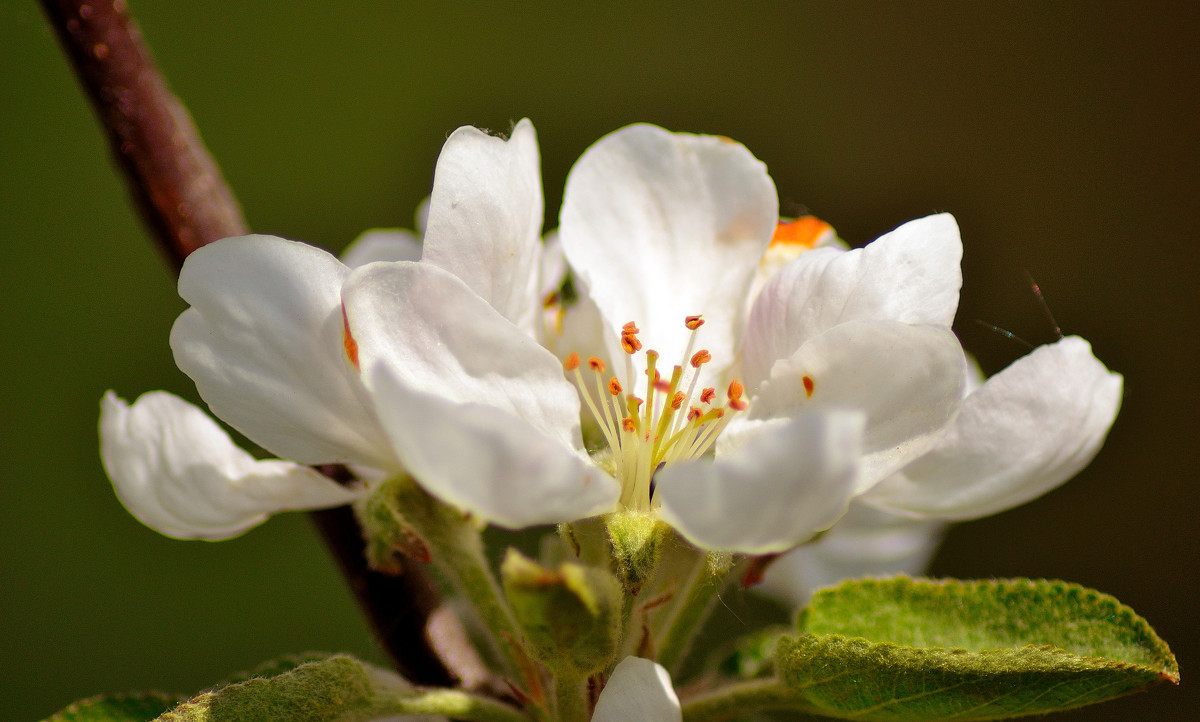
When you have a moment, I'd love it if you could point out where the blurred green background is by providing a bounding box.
[3,2,1197,719]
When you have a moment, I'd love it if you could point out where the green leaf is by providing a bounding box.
[777,577,1178,720]
[42,693,184,722]
[154,655,380,722]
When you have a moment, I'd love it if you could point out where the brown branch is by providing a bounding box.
[41,0,454,686]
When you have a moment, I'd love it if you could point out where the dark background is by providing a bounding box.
[2,2,1196,719]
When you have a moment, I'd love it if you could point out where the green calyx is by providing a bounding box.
[500,548,622,677]
[604,509,669,595]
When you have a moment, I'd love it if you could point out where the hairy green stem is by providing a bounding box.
[655,550,730,673]
[680,678,817,721]
[378,688,532,722]
[553,671,589,722]
[386,478,526,681]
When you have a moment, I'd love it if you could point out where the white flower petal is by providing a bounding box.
[366,366,619,528]
[99,391,362,540]
[340,228,423,268]
[170,235,395,469]
[751,320,966,493]
[421,119,544,335]
[861,336,1122,519]
[559,124,778,383]
[343,261,584,452]
[756,502,944,608]
[655,410,865,554]
[592,656,681,722]
[742,214,962,389]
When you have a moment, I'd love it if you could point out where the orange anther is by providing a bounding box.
[622,417,636,432]
[687,407,702,421]
[727,380,745,401]
[622,321,640,333]
[729,398,748,411]
[803,375,815,399]
[654,379,671,394]
[588,357,606,373]
[671,391,686,410]
[608,377,623,395]
[621,332,642,354]
[684,315,704,330]
[564,352,581,371]
[690,349,712,368]
[700,387,717,404]
[542,291,560,308]
[712,408,726,419]
[770,216,833,249]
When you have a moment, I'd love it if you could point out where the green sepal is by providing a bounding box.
[776,576,1178,720]
[356,476,431,573]
[501,548,622,676]
[41,693,184,722]
[604,509,669,595]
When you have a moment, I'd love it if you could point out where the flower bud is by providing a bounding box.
[501,549,622,676]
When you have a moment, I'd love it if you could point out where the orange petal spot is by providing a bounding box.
[341,304,359,371]
[690,349,712,368]
[803,375,815,399]
[771,216,833,249]
[684,315,704,330]
[564,352,581,371]
[588,356,606,373]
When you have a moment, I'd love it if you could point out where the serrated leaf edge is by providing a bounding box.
[805,576,1179,682]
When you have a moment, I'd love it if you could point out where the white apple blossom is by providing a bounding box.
[98,119,1118,558]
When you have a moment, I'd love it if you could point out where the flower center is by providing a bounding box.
[564,315,748,511]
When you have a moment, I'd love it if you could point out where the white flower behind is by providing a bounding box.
[592,656,681,722]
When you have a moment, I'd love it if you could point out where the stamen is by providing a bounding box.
[727,380,748,411]
[621,322,642,354]
[567,314,752,512]
[803,375,815,399]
